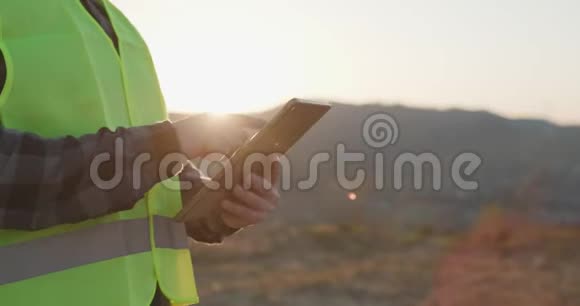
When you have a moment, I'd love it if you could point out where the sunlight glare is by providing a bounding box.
[348,192,358,201]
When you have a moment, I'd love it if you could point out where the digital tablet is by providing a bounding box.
[175,98,331,222]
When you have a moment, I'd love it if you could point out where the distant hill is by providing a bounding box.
[171,103,580,229]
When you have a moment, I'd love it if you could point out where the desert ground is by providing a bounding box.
[191,209,580,306]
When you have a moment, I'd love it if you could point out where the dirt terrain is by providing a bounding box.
[191,210,580,306]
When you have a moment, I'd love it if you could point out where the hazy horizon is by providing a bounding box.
[111,0,580,125]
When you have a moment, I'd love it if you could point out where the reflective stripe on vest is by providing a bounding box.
[0,216,188,286]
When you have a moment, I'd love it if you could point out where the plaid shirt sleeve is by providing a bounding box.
[0,121,181,230]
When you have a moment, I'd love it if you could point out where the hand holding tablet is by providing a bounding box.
[175,98,331,222]
[173,113,266,159]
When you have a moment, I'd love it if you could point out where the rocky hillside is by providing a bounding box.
[172,102,580,229]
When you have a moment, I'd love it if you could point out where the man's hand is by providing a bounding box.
[173,114,265,159]
[220,157,281,229]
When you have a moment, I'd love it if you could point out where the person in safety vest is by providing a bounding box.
[0,1,281,306]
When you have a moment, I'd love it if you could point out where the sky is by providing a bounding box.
[111,0,580,125]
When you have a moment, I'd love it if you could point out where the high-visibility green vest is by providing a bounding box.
[0,0,199,305]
